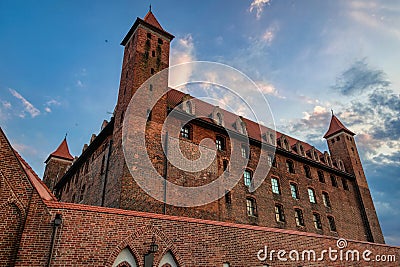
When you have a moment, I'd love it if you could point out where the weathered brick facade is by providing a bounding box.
[0,9,396,267]
[46,10,385,245]
[0,126,399,266]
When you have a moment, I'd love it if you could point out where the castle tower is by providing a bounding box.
[114,8,174,129]
[324,114,384,243]
[103,10,174,208]
[43,138,74,192]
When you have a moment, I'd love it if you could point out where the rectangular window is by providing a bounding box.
[295,209,304,226]
[216,136,225,151]
[180,125,190,139]
[243,170,252,187]
[241,145,249,159]
[275,204,285,222]
[342,178,349,190]
[271,177,280,194]
[328,216,337,232]
[225,190,231,205]
[318,171,325,183]
[290,183,299,199]
[267,154,273,166]
[308,188,316,203]
[246,198,257,216]
[330,175,338,187]
[322,192,331,208]
[313,213,322,230]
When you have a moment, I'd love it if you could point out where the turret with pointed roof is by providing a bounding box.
[324,114,355,139]
[43,137,74,192]
[324,114,384,243]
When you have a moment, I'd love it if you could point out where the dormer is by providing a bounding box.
[211,107,224,126]
[234,116,247,135]
[324,151,332,166]
[181,94,195,115]
[279,135,291,151]
[294,142,305,156]
[337,158,345,171]
[308,147,320,162]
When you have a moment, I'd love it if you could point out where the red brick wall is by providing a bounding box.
[27,202,399,267]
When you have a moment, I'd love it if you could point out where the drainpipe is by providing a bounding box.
[47,214,62,267]
[163,132,169,214]
[101,139,113,207]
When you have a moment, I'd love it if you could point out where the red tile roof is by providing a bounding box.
[324,115,355,139]
[14,149,57,201]
[46,138,74,162]
[143,10,164,31]
[167,89,325,158]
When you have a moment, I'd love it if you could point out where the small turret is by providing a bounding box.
[43,137,74,192]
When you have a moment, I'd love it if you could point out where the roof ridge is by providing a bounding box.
[14,149,58,201]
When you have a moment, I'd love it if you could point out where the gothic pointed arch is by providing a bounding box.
[112,247,138,267]
[158,251,179,267]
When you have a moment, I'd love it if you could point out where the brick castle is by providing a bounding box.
[1,9,398,266]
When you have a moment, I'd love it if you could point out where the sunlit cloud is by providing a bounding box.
[249,0,271,19]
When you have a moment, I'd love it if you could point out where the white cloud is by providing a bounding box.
[249,0,271,19]
[256,81,285,98]
[170,34,196,66]
[262,24,279,45]
[9,88,40,118]
[46,99,61,106]
[169,34,197,88]
[45,107,52,113]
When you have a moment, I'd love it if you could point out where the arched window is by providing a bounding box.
[217,112,223,125]
[246,198,257,217]
[286,160,294,173]
[112,248,137,267]
[294,208,304,226]
[243,169,252,187]
[304,165,312,178]
[328,216,337,232]
[322,192,331,208]
[158,251,178,267]
[308,188,316,203]
[185,101,192,114]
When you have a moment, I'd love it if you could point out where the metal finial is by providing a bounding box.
[65,133,68,139]
[331,109,334,116]
[149,4,152,12]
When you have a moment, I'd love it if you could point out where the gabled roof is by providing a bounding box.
[45,138,74,163]
[324,115,355,139]
[14,149,57,201]
[143,10,164,31]
[167,89,325,159]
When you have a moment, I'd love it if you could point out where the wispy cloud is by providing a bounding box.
[249,0,271,19]
[9,88,40,118]
[170,34,197,89]
[262,23,279,45]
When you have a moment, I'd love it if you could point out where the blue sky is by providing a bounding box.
[0,0,399,245]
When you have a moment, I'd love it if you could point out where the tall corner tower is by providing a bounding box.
[114,9,174,130]
[324,114,384,243]
[43,138,74,192]
[103,9,174,209]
